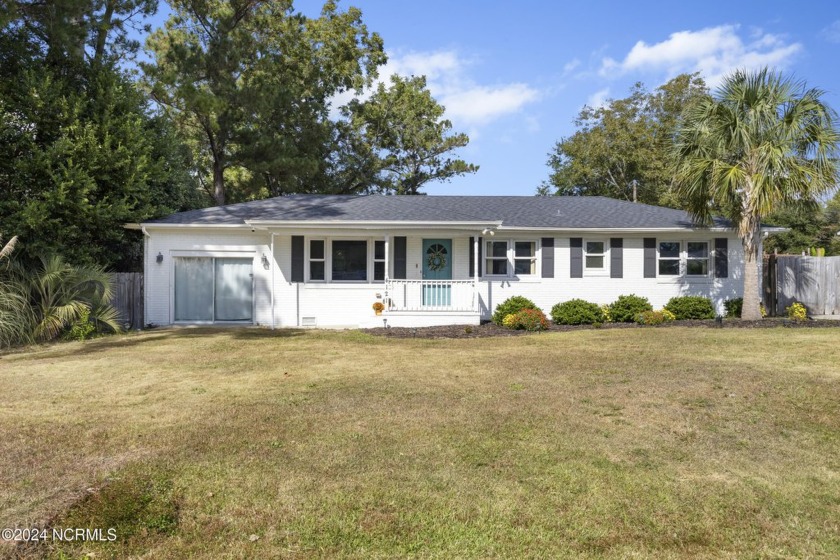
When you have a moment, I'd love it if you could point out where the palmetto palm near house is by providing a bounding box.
[128,195,776,328]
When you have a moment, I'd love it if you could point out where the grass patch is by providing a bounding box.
[1,327,839,558]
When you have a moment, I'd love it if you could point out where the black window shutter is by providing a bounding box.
[643,238,656,278]
[715,238,728,278]
[393,236,407,279]
[570,237,583,278]
[469,237,475,277]
[291,236,304,282]
[610,238,623,278]
[541,237,554,278]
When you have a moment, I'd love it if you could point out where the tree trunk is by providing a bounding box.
[741,234,762,320]
[93,0,115,64]
[213,159,225,206]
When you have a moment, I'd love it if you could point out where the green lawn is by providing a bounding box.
[1,327,839,558]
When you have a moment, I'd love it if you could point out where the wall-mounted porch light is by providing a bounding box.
[156,252,164,264]
[261,253,270,269]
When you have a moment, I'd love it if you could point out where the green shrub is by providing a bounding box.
[636,309,676,325]
[507,308,550,331]
[608,294,653,323]
[723,298,743,318]
[664,296,715,320]
[492,296,538,325]
[63,307,97,341]
[551,299,604,325]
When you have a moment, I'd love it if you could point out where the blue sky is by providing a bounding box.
[144,1,840,196]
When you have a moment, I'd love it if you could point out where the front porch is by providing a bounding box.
[358,279,482,328]
[385,279,479,312]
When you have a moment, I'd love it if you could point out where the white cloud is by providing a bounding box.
[562,58,581,74]
[438,83,540,125]
[820,20,840,43]
[382,50,462,80]
[599,24,802,86]
[586,88,610,108]
[330,49,541,127]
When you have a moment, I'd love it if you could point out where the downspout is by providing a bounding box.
[270,232,276,330]
[141,226,151,329]
[384,234,390,312]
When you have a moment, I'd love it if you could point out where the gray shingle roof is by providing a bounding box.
[146,195,729,229]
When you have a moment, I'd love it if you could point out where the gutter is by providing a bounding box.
[270,232,276,330]
[245,219,503,230]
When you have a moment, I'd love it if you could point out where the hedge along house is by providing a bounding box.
[128,195,767,328]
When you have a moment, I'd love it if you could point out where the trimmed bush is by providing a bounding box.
[664,296,715,320]
[551,299,604,325]
[636,309,676,325]
[508,308,550,331]
[492,296,538,325]
[723,298,743,318]
[608,294,653,323]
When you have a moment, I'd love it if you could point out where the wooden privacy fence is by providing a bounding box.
[766,255,840,316]
[112,273,144,330]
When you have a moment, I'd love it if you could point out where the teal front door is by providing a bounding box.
[422,239,452,306]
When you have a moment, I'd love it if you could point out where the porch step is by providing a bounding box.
[359,312,481,329]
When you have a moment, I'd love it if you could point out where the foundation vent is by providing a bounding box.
[301,317,318,327]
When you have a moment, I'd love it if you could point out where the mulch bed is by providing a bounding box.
[365,318,840,339]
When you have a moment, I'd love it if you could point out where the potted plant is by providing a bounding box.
[372,301,385,315]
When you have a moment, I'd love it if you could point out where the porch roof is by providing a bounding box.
[139,194,732,230]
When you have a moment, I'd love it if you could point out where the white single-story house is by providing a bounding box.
[128,195,766,328]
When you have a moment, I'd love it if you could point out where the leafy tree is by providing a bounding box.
[540,74,708,206]
[339,75,478,194]
[143,0,386,205]
[0,14,206,270]
[673,68,839,319]
[764,192,840,256]
[2,0,157,65]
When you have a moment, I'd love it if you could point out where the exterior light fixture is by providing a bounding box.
[261,254,270,269]
[156,252,163,264]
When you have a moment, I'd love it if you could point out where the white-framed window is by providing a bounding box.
[485,240,510,276]
[658,241,681,276]
[373,240,386,281]
[305,238,390,283]
[331,240,368,281]
[657,240,712,278]
[514,241,537,275]
[584,240,607,273]
[484,239,539,277]
[309,239,325,281]
[686,241,709,276]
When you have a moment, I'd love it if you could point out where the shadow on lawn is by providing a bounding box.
[6,327,309,360]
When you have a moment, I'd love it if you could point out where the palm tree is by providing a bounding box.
[0,247,122,347]
[24,255,122,341]
[673,68,839,319]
